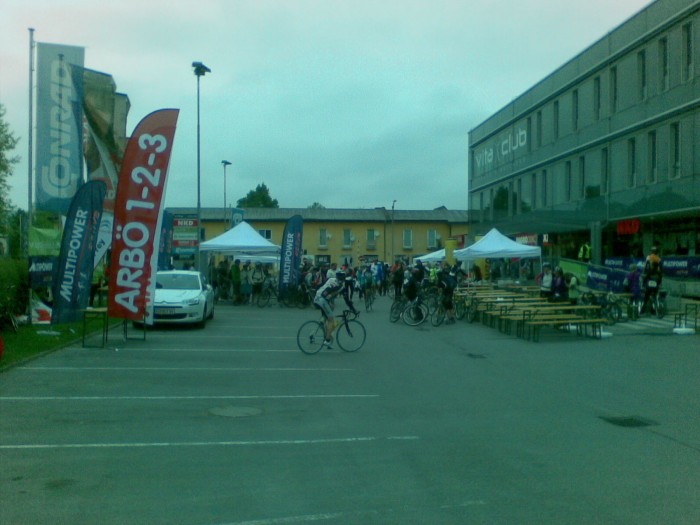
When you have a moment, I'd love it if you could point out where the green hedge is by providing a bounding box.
[0,258,29,315]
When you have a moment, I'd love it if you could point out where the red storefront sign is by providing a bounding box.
[617,219,640,235]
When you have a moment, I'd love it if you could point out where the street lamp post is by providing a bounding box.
[391,200,397,263]
[222,160,231,229]
[193,61,211,271]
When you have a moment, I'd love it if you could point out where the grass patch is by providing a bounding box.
[0,318,116,370]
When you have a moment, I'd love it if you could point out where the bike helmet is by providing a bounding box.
[335,269,346,279]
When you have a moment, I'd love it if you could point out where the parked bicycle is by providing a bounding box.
[389,296,429,326]
[257,278,282,308]
[283,282,315,309]
[297,310,366,354]
[580,290,623,324]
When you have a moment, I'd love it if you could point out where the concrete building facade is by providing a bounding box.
[468,0,700,264]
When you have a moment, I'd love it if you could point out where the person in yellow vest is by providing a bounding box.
[90,258,106,307]
[578,241,592,262]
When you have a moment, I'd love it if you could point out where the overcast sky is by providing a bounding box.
[1,0,653,212]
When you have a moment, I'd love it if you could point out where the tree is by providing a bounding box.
[0,104,20,236]
[307,202,325,209]
[236,183,279,208]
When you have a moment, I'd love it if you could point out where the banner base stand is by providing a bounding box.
[123,315,147,341]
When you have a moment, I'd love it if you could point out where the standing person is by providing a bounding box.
[471,264,483,283]
[641,247,662,315]
[436,269,457,324]
[536,264,553,300]
[240,262,253,305]
[624,263,643,314]
[251,262,265,304]
[391,261,404,298]
[565,272,580,305]
[230,259,241,304]
[89,257,106,307]
[552,267,567,302]
[578,240,592,262]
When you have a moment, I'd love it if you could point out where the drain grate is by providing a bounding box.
[599,415,658,428]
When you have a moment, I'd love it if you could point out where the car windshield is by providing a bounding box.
[157,274,201,290]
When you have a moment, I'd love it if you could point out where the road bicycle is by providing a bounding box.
[580,290,622,324]
[364,284,376,312]
[282,282,315,309]
[394,296,429,326]
[297,309,366,354]
[646,289,667,319]
[257,278,283,308]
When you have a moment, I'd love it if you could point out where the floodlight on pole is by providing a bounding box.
[222,160,231,228]
[391,200,397,263]
[192,61,210,271]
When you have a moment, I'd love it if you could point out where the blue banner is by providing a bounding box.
[662,256,700,278]
[35,43,85,213]
[52,181,106,324]
[278,214,304,296]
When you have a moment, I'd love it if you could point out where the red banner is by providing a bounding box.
[108,109,179,322]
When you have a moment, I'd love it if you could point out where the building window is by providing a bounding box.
[427,229,438,249]
[659,37,669,91]
[670,122,681,179]
[319,228,328,247]
[601,148,609,195]
[343,228,352,248]
[366,229,377,250]
[258,229,271,240]
[610,66,618,113]
[593,76,601,121]
[572,90,579,131]
[683,23,693,81]
[403,229,413,249]
[542,169,548,207]
[579,156,586,198]
[536,110,542,147]
[531,173,537,210]
[637,50,647,100]
[516,178,523,214]
[647,131,657,184]
[565,161,572,202]
[627,138,637,188]
[553,100,559,139]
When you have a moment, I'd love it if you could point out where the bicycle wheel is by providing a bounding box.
[455,299,466,320]
[655,297,666,319]
[390,300,405,323]
[431,304,446,326]
[403,303,428,326]
[466,303,478,323]
[297,321,326,354]
[257,289,272,308]
[337,320,366,352]
[608,302,622,323]
[425,295,438,315]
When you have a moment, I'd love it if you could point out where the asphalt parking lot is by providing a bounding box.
[1,297,699,524]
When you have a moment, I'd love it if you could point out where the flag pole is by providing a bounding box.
[27,28,35,243]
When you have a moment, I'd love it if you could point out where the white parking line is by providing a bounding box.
[1,394,378,401]
[0,436,419,450]
[20,366,355,372]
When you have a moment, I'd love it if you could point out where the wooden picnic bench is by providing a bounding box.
[501,304,602,341]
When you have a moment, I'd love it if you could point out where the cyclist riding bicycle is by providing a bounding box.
[313,269,359,348]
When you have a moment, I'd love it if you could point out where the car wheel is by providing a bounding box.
[207,304,215,320]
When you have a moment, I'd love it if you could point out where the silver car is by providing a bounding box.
[153,270,215,327]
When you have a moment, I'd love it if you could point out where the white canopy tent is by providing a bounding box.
[413,248,445,264]
[199,221,281,256]
[453,228,541,262]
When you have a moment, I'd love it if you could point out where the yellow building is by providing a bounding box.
[166,206,469,267]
